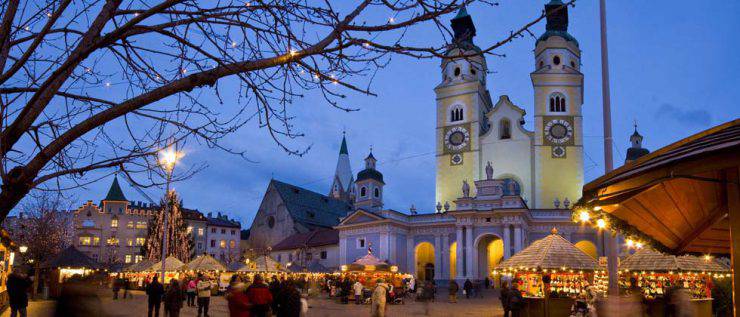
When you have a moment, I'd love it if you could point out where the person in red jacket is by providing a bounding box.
[227,282,251,317]
[245,274,273,317]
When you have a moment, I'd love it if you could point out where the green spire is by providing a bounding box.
[339,134,348,155]
[104,176,127,201]
[454,5,469,19]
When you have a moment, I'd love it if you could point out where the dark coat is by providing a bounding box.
[7,273,31,308]
[463,280,473,291]
[499,287,510,309]
[146,281,165,303]
[507,288,524,311]
[163,286,185,311]
[275,285,302,317]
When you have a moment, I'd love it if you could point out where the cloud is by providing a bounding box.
[655,103,712,127]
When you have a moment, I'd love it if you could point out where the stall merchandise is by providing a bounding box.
[0,229,16,311]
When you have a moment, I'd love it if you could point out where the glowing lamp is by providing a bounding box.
[19,246,28,253]
[578,210,590,223]
[596,219,606,229]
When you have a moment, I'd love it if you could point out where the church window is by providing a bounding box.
[549,93,566,112]
[360,186,367,197]
[553,55,561,65]
[321,251,327,259]
[570,60,576,68]
[499,119,512,140]
[454,66,461,77]
[470,65,476,75]
[374,188,380,197]
[267,216,275,229]
[539,60,544,69]
[357,238,366,249]
[450,105,464,122]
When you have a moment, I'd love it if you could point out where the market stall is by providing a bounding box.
[143,256,186,284]
[184,254,228,291]
[618,248,730,316]
[494,228,603,317]
[0,229,16,311]
[44,246,101,297]
[337,250,403,302]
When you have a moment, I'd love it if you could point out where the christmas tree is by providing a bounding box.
[143,190,192,261]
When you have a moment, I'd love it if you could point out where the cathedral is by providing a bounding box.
[250,1,650,283]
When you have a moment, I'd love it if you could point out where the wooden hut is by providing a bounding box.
[44,246,100,297]
[185,254,227,272]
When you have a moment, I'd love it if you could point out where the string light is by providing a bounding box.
[231,41,237,48]
[626,239,635,248]
[596,219,606,229]
[635,242,643,249]
[245,2,251,6]
[578,210,590,223]
[289,48,298,56]
[105,82,111,87]
[134,12,140,17]
[46,12,52,18]
[703,254,712,262]
[388,17,395,23]
[24,26,30,31]
[181,68,188,74]
[363,42,370,48]
[593,206,602,211]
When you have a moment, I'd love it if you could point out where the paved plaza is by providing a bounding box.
[1,289,505,317]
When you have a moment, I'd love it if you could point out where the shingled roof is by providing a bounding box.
[496,229,601,271]
[271,228,339,251]
[45,246,100,269]
[620,248,730,272]
[271,180,352,229]
[104,177,127,201]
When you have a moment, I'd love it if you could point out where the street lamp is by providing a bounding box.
[19,245,28,254]
[158,147,180,282]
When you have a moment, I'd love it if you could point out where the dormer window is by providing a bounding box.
[454,67,461,77]
[553,55,561,65]
[374,188,380,198]
[549,93,567,112]
[360,186,367,197]
[499,119,512,140]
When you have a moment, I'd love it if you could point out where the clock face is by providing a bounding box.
[444,126,470,152]
[544,118,573,145]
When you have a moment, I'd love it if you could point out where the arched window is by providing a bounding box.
[449,105,464,122]
[454,66,461,77]
[499,119,511,140]
[360,186,367,197]
[374,188,380,197]
[548,93,567,112]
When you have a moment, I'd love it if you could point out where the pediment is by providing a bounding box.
[339,209,384,225]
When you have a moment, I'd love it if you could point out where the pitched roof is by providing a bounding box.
[339,135,349,155]
[271,228,339,251]
[144,256,185,272]
[271,180,352,229]
[45,246,100,269]
[207,216,240,228]
[620,248,730,272]
[104,177,127,201]
[185,254,227,272]
[496,229,601,271]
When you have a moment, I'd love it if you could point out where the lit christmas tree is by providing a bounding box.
[143,190,192,261]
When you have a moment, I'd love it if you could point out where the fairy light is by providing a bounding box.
[626,239,635,248]
[578,210,590,223]
[134,12,140,17]
[703,254,712,262]
[46,12,52,18]
[593,206,602,211]
[105,82,111,87]
[84,67,91,73]
[289,48,298,56]
[635,242,643,249]
[596,218,606,229]
[231,41,237,48]
[363,42,370,48]
[388,17,395,23]
[245,2,251,6]
[181,68,188,74]
[24,26,30,31]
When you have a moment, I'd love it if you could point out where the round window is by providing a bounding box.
[553,56,561,65]
[267,216,275,229]
[454,67,461,77]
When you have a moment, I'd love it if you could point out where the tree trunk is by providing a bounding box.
[32,261,40,300]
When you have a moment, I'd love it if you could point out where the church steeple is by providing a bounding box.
[104,176,127,201]
[354,149,384,212]
[450,6,476,44]
[625,123,650,164]
[329,132,354,203]
[538,0,578,46]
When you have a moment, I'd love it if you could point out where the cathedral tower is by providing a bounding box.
[531,0,584,208]
[354,151,384,212]
[435,7,492,207]
[329,133,354,203]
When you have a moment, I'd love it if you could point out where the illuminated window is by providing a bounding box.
[136,221,147,229]
[79,236,91,246]
[127,221,134,228]
[135,255,143,263]
[136,237,145,246]
[107,237,119,246]
[198,228,204,236]
[187,226,193,234]
[220,240,226,248]
[93,236,100,245]
[229,240,236,249]
[111,219,118,228]
[127,239,133,246]
[125,255,132,263]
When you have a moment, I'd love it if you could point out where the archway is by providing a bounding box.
[476,234,504,279]
[415,242,435,281]
[449,242,457,279]
[574,240,598,259]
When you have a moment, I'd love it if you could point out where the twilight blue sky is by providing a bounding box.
[42,1,740,227]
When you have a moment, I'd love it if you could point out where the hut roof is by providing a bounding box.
[185,254,227,272]
[352,252,386,266]
[496,229,601,271]
[287,260,331,273]
[144,256,185,272]
[232,256,283,272]
[124,259,155,272]
[45,246,100,269]
[620,248,730,272]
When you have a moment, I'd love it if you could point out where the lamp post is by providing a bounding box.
[159,148,179,282]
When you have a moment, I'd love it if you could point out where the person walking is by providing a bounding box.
[507,282,524,317]
[186,278,197,307]
[268,276,281,313]
[463,279,473,299]
[123,277,131,299]
[7,269,31,317]
[484,276,491,289]
[226,282,251,317]
[112,275,121,300]
[353,280,364,305]
[146,276,165,317]
[196,274,213,317]
[245,274,273,317]
[448,280,459,303]
[499,282,511,317]
[370,279,389,317]
[275,280,302,317]
[163,279,185,317]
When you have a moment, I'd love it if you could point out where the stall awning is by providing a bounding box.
[495,228,602,271]
[184,254,227,272]
[577,119,740,254]
[44,246,100,269]
[619,248,729,272]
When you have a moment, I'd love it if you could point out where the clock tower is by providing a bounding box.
[531,0,584,209]
[434,7,492,207]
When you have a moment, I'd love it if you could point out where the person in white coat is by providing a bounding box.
[370,279,389,317]
[353,281,364,304]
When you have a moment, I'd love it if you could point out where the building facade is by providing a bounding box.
[205,212,242,264]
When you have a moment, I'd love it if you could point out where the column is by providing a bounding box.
[339,234,347,266]
[455,226,464,279]
[389,232,397,265]
[434,235,442,281]
[379,232,389,261]
[442,234,450,280]
[514,226,523,253]
[503,225,511,259]
[406,238,415,274]
[465,225,474,278]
